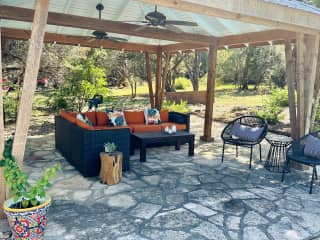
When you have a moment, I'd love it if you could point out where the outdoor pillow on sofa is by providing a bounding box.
[231,122,264,141]
[144,108,161,125]
[108,111,127,126]
[304,135,320,159]
[77,113,93,126]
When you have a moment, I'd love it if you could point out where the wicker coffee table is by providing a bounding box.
[131,131,195,162]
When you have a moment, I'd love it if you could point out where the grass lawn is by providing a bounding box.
[108,82,267,108]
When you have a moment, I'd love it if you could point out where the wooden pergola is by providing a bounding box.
[1,0,320,217]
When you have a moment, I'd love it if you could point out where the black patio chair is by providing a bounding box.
[281,131,320,194]
[221,116,268,168]
[88,94,103,110]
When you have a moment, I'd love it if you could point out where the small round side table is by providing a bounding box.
[264,133,292,172]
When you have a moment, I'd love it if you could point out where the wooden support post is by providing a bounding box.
[155,47,162,109]
[12,0,50,164]
[145,52,155,108]
[159,53,171,109]
[0,27,6,219]
[201,44,218,142]
[296,33,305,137]
[284,41,298,139]
[304,34,319,133]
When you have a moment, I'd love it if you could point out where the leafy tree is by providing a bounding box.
[50,54,107,112]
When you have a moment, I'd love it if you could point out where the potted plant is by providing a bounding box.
[0,138,60,239]
[104,142,116,153]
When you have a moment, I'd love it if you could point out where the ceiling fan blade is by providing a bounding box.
[106,36,128,42]
[134,24,151,32]
[119,21,149,24]
[165,20,198,26]
[165,24,184,33]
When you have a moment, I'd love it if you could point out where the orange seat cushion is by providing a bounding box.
[129,124,162,133]
[96,112,108,126]
[75,119,94,130]
[84,112,97,126]
[160,122,187,131]
[160,109,169,122]
[60,110,76,123]
[124,111,145,124]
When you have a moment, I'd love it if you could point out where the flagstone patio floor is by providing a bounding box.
[1,115,320,240]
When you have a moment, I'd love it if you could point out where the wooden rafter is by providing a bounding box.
[12,0,50,164]
[0,6,217,44]
[162,30,296,52]
[1,28,158,53]
[136,0,320,34]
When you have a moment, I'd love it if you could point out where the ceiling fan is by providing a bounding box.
[127,5,198,33]
[89,3,128,42]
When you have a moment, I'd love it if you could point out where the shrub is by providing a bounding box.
[3,88,20,123]
[162,100,189,113]
[174,77,192,90]
[270,88,288,107]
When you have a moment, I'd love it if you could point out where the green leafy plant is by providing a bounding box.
[256,89,287,125]
[162,100,189,113]
[174,77,192,90]
[0,139,61,209]
[104,142,116,153]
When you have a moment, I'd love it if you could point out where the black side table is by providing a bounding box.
[264,133,292,172]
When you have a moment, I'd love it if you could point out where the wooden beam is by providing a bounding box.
[0,6,217,44]
[155,47,163,109]
[201,43,218,142]
[304,34,320,133]
[162,30,295,53]
[145,52,155,108]
[285,41,298,139]
[0,27,6,219]
[137,0,320,34]
[12,0,49,164]
[296,33,305,137]
[1,28,158,53]
[218,30,296,47]
[160,53,171,109]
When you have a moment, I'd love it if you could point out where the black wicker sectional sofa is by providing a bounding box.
[55,110,190,177]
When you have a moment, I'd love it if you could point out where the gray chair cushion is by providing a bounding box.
[231,122,264,142]
[304,135,320,160]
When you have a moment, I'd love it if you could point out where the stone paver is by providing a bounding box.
[2,116,320,240]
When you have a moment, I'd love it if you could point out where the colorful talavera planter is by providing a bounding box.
[3,196,51,240]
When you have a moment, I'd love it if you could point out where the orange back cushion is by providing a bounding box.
[124,111,145,124]
[160,109,169,122]
[96,112,109,126]
[84,112,97,126]
[60,110,76,123]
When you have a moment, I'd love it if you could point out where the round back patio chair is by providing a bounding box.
[281,131,320,194]
[221,115,268,169]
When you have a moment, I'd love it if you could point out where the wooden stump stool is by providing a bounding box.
[99,151,122,185]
